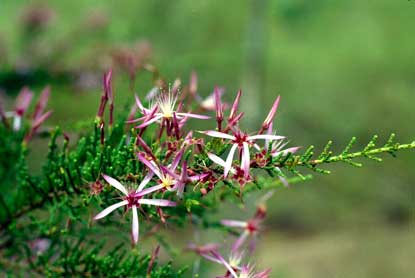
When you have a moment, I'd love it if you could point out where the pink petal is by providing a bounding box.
[136,172,154,192]
[160,165,180,180]
[134,114,162,129]
[229,90,242,121]
[138,199,176,207]
[173,182,184,197]
[171,148,184,170]
[132,205,139,244]
[137,153,162,179]
[248,134,285,141]
[135,94,146,112]
[255,268,272,278]
[264,123,273,151]
[94,200,128,220]
[135,183,164,197]
[207,153,227,168]
[188,172,209,182]
[214,87,223,119]
[224,144,238,178]
[221,219,247,228]
[231,230,249,253]
[262,95,280,129]
[200,253,223,264]
[33,86,50,120]
[104,70,113,102]
[272,146,301,157]
[211,250,238,278]
[200,130,235,140]
[242,142,250,178]
[31,111,52,130]
[102,174,128,195]
[125,116,146,124]
[15,87,33,116]
[176,112,210,119]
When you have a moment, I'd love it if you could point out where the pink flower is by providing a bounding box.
[256,123,300,187]
[94,174,176,245]
[221,191,274,252]
[174,160,208,197]
[202,129,284,179]
[12,87,34,130]
[137,151,183,193]
[239,264,271,278]
[190,244,270,278]
[131,88,210,130]
[189,244,242,278]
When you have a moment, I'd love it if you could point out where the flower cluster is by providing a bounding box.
[90,70,299,276]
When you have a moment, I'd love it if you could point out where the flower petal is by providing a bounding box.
[207,153,227,168]
[136,172,155,192]
[102,174,128,196]
[171,148,184,170]
[177,112,210,119]
[221,219,247,228]
[211,250,238,278]
[262,95,280,129]
[135,183,164,197]
[231,230,249,252]
[138,199,176,207]
[199,130,235,140]
[132,205,139,244]
[248,134,285,141]
[134,114,162,129]
[94,200,128,220]
[225,144,238,178]
[137,153,162,179]
[242,142,250,178]
[272,146,301,157]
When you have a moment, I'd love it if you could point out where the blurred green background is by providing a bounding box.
[0,0,414,277]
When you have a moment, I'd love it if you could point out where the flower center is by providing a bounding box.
[161,175,175,189]
[156,91,177,119]
[125,192,142,208]
[246,220,258,233]
[233,132,248,147]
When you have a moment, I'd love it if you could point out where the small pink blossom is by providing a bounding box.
[202,129,284,179]
[94,174,175,245]
[131,88,210,130]
[222,191,274,252]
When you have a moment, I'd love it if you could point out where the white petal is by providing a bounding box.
[248,134,285,141]
[200,130,235,140]
[136,172,154,192]
[138,199,176,207]
[176,112,210,119]
[242,142,250,178]
[224,144,238,178]
[208,153,227,168]
[231,230,249,252]
[94,200,128,220]
[135,115,162,129]
[102,174,128,196]
[221,219,247,228]
[211,250,238,278]
[132,205,139,244]
[136,184,164,197]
